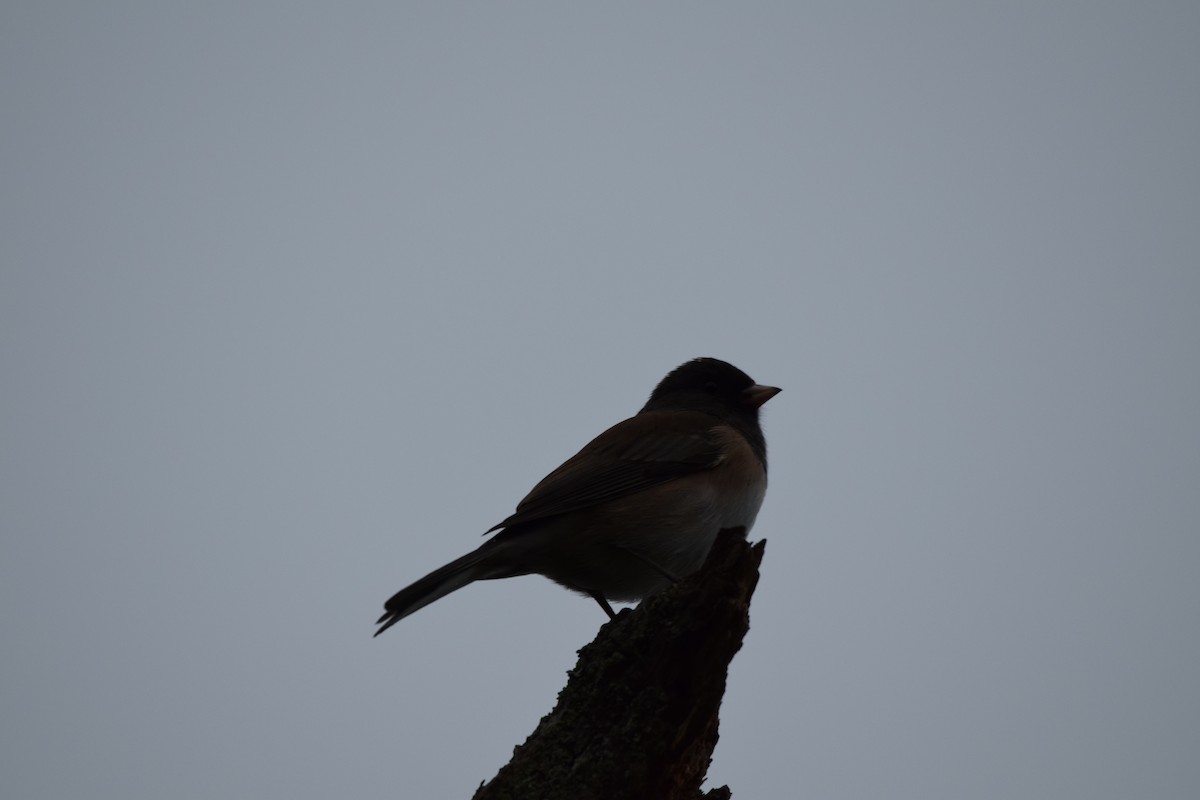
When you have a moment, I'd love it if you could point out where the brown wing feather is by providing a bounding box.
[486,410,726,532]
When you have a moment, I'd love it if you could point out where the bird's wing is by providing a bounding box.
[485,410,725,532]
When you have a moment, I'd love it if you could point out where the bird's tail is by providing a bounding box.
[374,543,516,637]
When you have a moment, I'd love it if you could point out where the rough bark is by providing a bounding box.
[472,527,765,800]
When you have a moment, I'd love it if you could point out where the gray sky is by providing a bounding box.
[3,3,1198,798]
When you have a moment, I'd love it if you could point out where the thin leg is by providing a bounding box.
[589,591,617,619]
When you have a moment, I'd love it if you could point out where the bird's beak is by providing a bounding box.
[741,384,781,409]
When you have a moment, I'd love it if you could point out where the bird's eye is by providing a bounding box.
[704,381,718,390]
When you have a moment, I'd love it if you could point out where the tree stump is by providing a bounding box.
[472,527,765,800]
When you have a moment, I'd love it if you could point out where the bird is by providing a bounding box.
[374,357,780,636]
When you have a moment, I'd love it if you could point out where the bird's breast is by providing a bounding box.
[709,424,769,532]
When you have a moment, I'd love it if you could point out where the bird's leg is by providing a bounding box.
[589,591,617,619]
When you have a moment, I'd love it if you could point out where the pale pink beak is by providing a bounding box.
[741,384,781,409]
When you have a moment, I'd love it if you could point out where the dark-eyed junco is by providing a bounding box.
[374,357,780,636]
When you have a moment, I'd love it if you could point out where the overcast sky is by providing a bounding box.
[3,3,1198,799]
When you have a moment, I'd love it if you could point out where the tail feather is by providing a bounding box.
[374,544,510,637]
